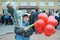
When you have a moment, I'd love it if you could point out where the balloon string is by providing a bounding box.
[29,24,34,28]
[25,24,34,32]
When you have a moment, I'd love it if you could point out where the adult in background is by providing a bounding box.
[30,9,40,32]
[4,14,9,25]
[59,12,60,24]
[42,10,46,13]
[48,10,52,16]
[54,10,60,29]
[7,3,14,18]
[1,14,5,24]
[6,3,18,25]
[8,13,13,25]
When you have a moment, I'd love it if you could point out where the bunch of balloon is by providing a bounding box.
[34,13,58,37]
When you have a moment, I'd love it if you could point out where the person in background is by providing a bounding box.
[0,15,2,24]
[1,14,5,24]
[59,12,60,23]
[48,10,52,16]
[0,19,1,23]
[39,9,42,13]
[42,10,46,13]
[16,14,30,40]
[42,10,48,15]
[29,10,35,25]
[48,13,52,17]
[8,13,13,25]
[3,13,13,25]
[30,9,40,32]
[7,3,14,18]
[4,14,9,25]
[54,10,60,29]
[7,3,21,25]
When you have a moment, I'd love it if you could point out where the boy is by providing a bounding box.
[16,14,30,40]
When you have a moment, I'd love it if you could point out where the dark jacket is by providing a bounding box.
[31,12,40,24]
[29,12,40,31]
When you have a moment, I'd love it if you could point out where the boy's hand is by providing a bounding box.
[24,27,30,30]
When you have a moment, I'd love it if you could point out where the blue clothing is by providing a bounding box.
[16,20,30,40]
[32,12,40,23]
[16,35,30,40]
[55,16,59,20]
[22,20,29,27]
[4,15,9,20]
[30,12,40,31]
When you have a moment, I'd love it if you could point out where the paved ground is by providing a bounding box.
[0,25,15,35]
[0,25,60,40]
[0,29,60,40]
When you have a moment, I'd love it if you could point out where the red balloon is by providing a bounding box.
[52,28,56,34]
[34,20,45,29]
[44,32,52,37]
[34,21,39,29]
[36,28,43,34]
[38,13,48,24]
[49,15,55,19]
[47,16,58,27]
[34,20,45,34]
[44,25,56,37]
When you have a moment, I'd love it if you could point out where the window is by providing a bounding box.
[40,2,45,6]
[2,0,6,2]
[21,2,27,6]
[2,2,6,6]
[30,2,36,6]
[49,2,54,6]
[2,2,10,6]
[2,2,18,6]
[11,2,18,6]
[6,2,10,6]
[58,2,60,6]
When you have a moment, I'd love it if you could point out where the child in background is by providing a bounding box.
[16,14,30,40]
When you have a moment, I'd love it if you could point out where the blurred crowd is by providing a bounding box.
[0,3,60,27]
[0,13,13,25]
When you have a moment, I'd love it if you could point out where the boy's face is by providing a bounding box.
[23,16,29,22]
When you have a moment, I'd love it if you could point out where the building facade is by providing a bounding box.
[0,0,60,14]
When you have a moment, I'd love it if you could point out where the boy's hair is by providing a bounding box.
[23,14,29,18]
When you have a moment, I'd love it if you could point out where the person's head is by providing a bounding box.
[55,10,58,13]
[35,9,38,12]
[7,3,12,8]
[23,14,29,22]
[42,10,46,13]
